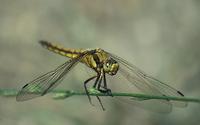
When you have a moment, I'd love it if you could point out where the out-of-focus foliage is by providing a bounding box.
[0,0,200,125]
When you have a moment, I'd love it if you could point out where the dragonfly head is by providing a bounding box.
[103,58,119,75]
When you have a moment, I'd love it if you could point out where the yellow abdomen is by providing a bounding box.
[39,40,85,59]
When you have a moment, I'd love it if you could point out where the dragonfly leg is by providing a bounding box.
[97,74,103,91]
[96,95,105,111]
[84,76,97,105]
[97,73,113,96]
[93,73,100,88]
[103,73,113,96]
[96,74,106,110]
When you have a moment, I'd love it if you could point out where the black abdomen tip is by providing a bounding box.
[39,40,50,47]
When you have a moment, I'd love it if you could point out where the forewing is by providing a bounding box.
[106,52,187,111]
[16,54,86,101]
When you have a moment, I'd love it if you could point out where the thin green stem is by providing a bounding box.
[0,88,200,103]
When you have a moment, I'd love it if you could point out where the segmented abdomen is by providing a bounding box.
[39,40,84,59]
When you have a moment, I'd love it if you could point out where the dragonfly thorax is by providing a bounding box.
[103,58,119,75]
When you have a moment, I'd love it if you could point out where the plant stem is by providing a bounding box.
[0,88,200,103]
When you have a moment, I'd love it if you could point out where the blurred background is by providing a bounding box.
[0,0,200,125]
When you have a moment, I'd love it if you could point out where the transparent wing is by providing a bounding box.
[106,52,187,112]
[16,54,86,101]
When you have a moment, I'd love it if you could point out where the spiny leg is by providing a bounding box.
[93,73,100,88]
[103,73,107,88]
[103,73,113,96]
[97,72,112,96]
[97,73,103,92]
[96,95,105,111]
[96,74,105,110]
[84,76,97,105]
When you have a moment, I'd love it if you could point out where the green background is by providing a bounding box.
[0,0,200,125]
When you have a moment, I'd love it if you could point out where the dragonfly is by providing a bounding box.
[16,40,188,112]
